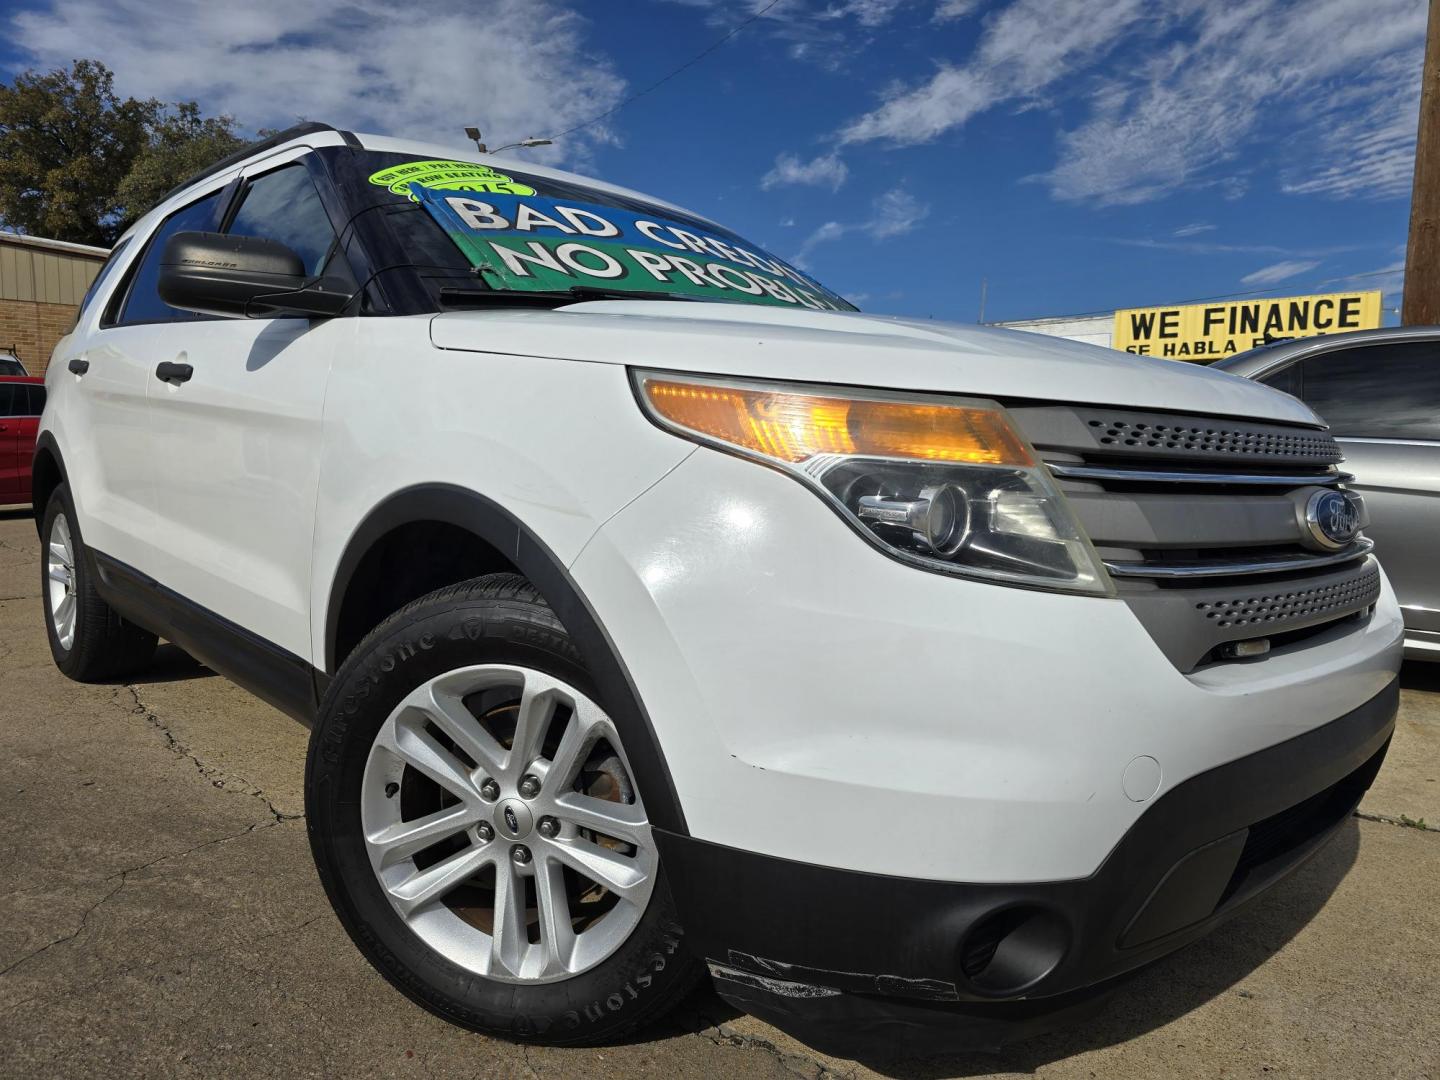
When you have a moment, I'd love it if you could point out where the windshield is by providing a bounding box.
[363,154,856,312]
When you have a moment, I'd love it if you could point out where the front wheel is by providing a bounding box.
[305,574,701,1044]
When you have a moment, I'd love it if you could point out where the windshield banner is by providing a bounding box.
[411,185,850,310]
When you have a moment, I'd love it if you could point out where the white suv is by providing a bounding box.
[36,124,1403,1052]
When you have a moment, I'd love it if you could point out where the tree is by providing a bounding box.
[115,102,246,229]
[0,59,155,245]
[0,60,252,246]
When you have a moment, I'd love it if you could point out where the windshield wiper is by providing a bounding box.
[437,284,696,307]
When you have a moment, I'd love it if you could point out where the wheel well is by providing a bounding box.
[330,520,520,669]
[323,484,687,834]
[31,446,62,534]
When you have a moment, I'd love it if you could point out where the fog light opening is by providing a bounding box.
[1219,637,1271,660]
[959,906,1069,997]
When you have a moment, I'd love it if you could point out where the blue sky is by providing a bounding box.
[0,0,1424,323]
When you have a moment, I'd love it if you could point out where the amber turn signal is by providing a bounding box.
[640,378,1033,466]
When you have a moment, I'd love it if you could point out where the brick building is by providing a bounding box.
[0,232,109,377]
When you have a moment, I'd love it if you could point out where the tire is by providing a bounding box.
[306,573,702,1045]
[41,483,158,681]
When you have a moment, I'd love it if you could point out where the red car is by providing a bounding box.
[0,376,46,505]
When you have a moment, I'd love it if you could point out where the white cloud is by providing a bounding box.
[1111,237,1360,261]
[1280,52,1420,200]
[830,0,1423,206]
[932,0,979,20]
[868,188,929,237]
[1115,238,1294,256]
[840,0,1149,145]
[8,0,627,166]
[761,150,850,190]
[1045,0,1424,205]
[796,188,928,263]
[662,0,917,69]
[829,0,910,27]
[1173,223,1216,237]
[1240,259,1321,287]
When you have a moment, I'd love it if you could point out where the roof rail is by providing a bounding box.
[159,121,353,203]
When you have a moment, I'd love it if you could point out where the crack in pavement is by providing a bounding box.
[1355,809,1438,833]
[0,817,294,981]
[0,536,40,560]
[113,683,301,825]
[688,1015,856,1080]
[1,903,326,1019]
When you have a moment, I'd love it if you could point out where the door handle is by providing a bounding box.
[155,361,194,384]
[67,358,89,376]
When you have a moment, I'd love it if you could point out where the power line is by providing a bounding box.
[546,0,789,143]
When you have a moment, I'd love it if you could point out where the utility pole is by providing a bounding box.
[1403,0,1440,324]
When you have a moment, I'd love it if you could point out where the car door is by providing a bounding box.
[1278,341,1440,643]
[12,383,44,503]
[57,196,228,573]
[0,384,17,501]
[144,149,355,660]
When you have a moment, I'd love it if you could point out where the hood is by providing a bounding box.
[429,301,1323,426]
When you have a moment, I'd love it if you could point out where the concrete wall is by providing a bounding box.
[0,233,108,376]
[992,313,1114,350]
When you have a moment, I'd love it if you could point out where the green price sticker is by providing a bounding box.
[368,160,536,200]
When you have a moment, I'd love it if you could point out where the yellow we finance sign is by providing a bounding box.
[1113,291,1382,360]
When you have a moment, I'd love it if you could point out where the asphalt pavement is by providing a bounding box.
[1,508,1437,1079]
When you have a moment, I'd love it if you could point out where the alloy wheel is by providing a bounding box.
[360,665,657,984]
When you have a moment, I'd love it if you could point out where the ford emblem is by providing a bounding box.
[1303,489,1363,551]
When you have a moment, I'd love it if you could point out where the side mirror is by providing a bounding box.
[157,231,353,318]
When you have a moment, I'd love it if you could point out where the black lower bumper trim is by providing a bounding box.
[659,678,1398,1044]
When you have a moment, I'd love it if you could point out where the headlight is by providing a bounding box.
[633,371,1112,595]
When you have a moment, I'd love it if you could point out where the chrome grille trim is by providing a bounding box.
[1104,539,1374,579]
[1047,463,1352,487]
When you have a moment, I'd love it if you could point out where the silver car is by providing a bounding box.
[1214,327,1438,661]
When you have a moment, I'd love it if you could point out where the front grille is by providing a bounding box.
[1198,565,1381,630]
[1082,413,1342,461]
[1009,403,1375,670]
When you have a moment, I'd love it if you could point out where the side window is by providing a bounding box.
[0,384,14,417]
[227,164,350,280]
[1258,362,1301,398]
[25,385,46,416]
[112,191,225,326]
[74,237,132,327]
[1299,342,1440,441]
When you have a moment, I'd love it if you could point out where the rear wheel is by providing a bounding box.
[306,574,700,1044]
[41,483,157,681]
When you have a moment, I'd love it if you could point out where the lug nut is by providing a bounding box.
[518,774,541,799]
[510,844,531,865]
[384,782,399,799]
[476,822,494,843]
[480,779,500,801]
[537,816,559,839]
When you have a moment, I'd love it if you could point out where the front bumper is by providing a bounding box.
[572,447,1404,883]
[661,680,1397,1052]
